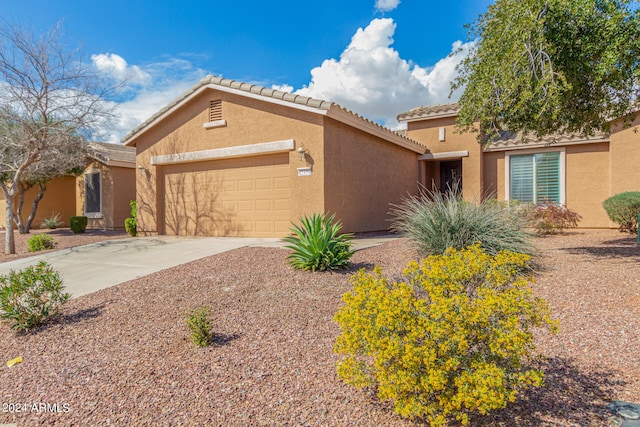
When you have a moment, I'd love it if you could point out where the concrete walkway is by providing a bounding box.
[0,234,397,298]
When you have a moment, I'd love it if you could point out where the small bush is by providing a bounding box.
[69,216,87,233]
[334,244,557,426]
[0,261,70,332]
[391,188,534,257]
[603,192,640,233]
[124,200,137,237]
[27,234,58,252]
[532,202,581,234]
[186,306,213,347]
[40,212,63,229]
[283,213,355,272]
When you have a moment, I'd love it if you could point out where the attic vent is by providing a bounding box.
[209,99,222,121]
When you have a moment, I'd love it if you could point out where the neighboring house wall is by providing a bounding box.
[76,161,136,230]
[323,117,421,232]
[0,176,77,229]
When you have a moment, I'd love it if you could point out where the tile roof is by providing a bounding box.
[397,102,460,122]
[485,130,610,150]
[121,75,426,153]
[87,142,136,165]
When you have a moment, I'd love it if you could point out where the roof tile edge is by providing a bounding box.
[122,74,425,151]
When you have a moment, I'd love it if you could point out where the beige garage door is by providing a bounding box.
[162,153,291,237]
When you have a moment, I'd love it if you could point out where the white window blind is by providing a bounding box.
[509,152,560,204]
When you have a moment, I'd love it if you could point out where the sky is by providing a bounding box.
[1,0,494,143]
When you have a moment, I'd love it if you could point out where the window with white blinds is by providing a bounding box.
[509,152,560,204]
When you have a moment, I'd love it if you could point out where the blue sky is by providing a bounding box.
[1,0,493,142]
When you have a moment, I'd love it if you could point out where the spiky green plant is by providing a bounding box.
[283,213,355,272]
[391,188,534,257]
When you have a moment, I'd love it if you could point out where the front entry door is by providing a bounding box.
[440,160,462,196]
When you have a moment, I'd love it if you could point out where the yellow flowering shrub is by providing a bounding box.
[334,244,558,426]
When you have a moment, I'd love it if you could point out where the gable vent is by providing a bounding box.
[209,99,222,122]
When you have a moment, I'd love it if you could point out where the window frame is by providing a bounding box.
[84,170,103,218]
[504,147,566,205]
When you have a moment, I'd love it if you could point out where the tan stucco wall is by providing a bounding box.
[610,115,640,196]
[564,143,611,227]
[483,144,611,228]
[407,117,484,199]
[76,162,136,230]
[133,88,326,236]
[0,176,77,229]
[482,151,504,199]
[323,118,421,233]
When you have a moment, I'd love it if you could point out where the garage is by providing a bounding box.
[161,152,291,237]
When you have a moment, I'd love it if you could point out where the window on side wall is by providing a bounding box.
[84,171,102,218]
[508,151,562,205]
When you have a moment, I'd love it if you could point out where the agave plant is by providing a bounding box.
[283,213,355,272]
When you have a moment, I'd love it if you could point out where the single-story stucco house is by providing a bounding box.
[0,142,136,230]
[122,76,426,237]
[122,75,638,237]
[397,103,640,228]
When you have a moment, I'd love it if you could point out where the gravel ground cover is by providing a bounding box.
[0,229,129,264]
[0,230,638,426]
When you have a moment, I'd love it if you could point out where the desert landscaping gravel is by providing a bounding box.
[0,230,638,426]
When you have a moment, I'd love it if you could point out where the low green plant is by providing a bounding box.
[334,244,558,426]
[186,306,213,347]
[283,213,355,272]
[26,234,58,252]
[603,191,640,233]
[532,202,582,234]
[391,188,534,257]
[124,200,137,237]
[0,261,70,332]
[69,216,87,233]
[40,212,63,229]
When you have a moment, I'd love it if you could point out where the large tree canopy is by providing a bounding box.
[453,0,640,144]
[0,21,114,253]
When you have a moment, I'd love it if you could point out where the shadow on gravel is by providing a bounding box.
[563,236,640,260]
[211,332,241,346]
[470,357,623,426]
[23,304,106,336]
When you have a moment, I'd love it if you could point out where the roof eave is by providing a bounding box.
[327,108,426,154]
[122,80,333,147]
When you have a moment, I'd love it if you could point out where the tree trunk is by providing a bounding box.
[14,182,28,234]
[1,185,15,254]
[21,182,46,233]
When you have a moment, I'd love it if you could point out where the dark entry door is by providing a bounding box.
[440,160,462,196]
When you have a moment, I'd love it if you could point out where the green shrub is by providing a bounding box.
[0,261,70,332]
[69,216,87,233]
[602,191,640,233]
[124,200,137,237]
[334,244,557,426]
[532,202,582,234]
[40,212,63,229]
[391,188,534,257]
[282,213,355,272]
[27,234,58,252]
[186,306,213,347]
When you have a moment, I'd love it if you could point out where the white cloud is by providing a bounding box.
[271,83,294,93]
[93,56,208,143]
[91,53,151,86]
[294,18,474,128]
[375,0,400,12]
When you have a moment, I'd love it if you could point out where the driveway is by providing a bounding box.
[0,234,397,298]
